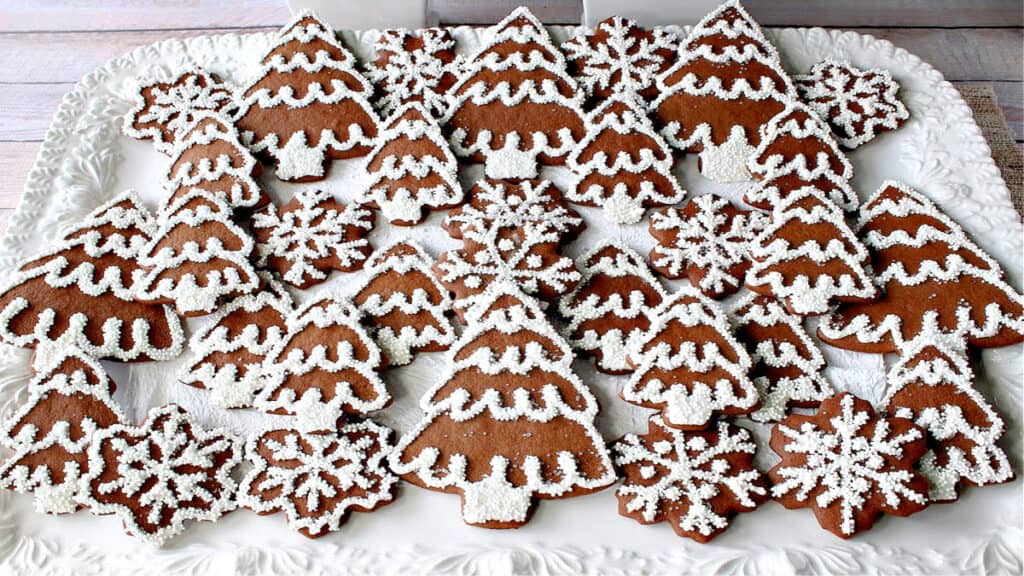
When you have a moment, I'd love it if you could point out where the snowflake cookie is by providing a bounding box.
[624,288,758,430]
[649,195,768,299]
[352,240,456,366]
[367,27,458,119]
[390,282,616,528]
[358,102,462,226]
[732,294,831,422]
[566,94,686,225]
[445,7,587,179]
[769,392,930,538]
[239,420,398,538]
[234,10,379,182]
[0,348,126,514]
[613,417,768,542]
[436,179,583,314]
[252,188,374,289]
[796,59,909,149]
[179,272,294,409]
[257,295,390,434]
[76,404,242,547]
[0,190,184,362]
[562,16,678,103]
[123,69,234,154]
[558,241,667,374]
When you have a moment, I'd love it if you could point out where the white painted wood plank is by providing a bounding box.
[0,83,72,141]
[861,28,1023,82]
[1,1,291,32]
[0,142,36,210]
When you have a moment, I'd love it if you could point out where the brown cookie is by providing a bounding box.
[0,190,184,362]
[352,240,456,366]
[769,392,930,538]
[649,194,768,299]
[819,180,1024,352]
[367,27,458,119]
[123,70,234,154]
[390,282,616,528]
[613,417,768,542]
[76,404,242,547]
[252,188,374,289]
[234,10,379,182]
[558,241,667,375]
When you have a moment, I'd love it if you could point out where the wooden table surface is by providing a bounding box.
[1,0,1021,235]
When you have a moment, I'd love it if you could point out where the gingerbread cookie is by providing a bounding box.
[445,7,586,179]
[0,190,184,362]
[239,420,398,538]
[436,179,583,314]
[390,282,616,528]
[0,348,125,514]
[562,16,678,103]
[613,417,768,542]
[352,240,456,366]
[745,101,859,213]
[884,317,1013,502]
[123,70,234,154]
[180,272,294,409]
[649,195,768,299]
[769,392,930,538]
[796,59,909,150]
[745,185,877,316]
[234,10,379,182]
[252,188,374,289]
[76,404,242,547]
[558,241,667,374]
[367,27,458,119]
[135,189,260,316]
[623,288,758,430]
[819,180,1024,352]
[161,111,266,211]
[256,295,390,434]
[732,293,831,422]
[358,102,462,226]
[566,94,686,225]
[651,0,796,182]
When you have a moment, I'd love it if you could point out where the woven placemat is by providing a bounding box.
[956,83,1024,219]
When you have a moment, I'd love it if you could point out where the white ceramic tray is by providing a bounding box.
[0,24,1020,576]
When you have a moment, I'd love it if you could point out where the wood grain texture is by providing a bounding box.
[1,0,291,32]
[429,0,582,24]
[0,83,73,141]
[992,81,1024,141]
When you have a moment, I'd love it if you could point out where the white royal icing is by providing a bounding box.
[123,69,234,154]
[366,28,459,119]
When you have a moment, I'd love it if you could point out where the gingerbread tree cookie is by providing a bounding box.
[391,283,616,528]
[732,293,831,422]
[884,318,1013,502]
[819,181,1024,351]
[445,7,587,180]
[0,349,126,514]
[0,190,184,362]
[367,27,458,119]
[239,421,398,538]
[562,16,678,103]
[135,189,260,316]
[613,417,768,542]
[256,295,390,434]
[649,195,768,299]
[436,179,583,313]
[161,111,266,211]
[745,101,859,212]
[651,0,796,182]
[76,404,242,547]
[566,94,686,225]
[623,288,758,430]
[352,240,455,367]
[123,69,234,154]
[769,392,930,538]
[358,102,462,226]
[558,241,667,374]
[180,272,294,409]
[796,59,909,150]
[234,10,379,182]
[252,188,374,289]
[745,186,877,316]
